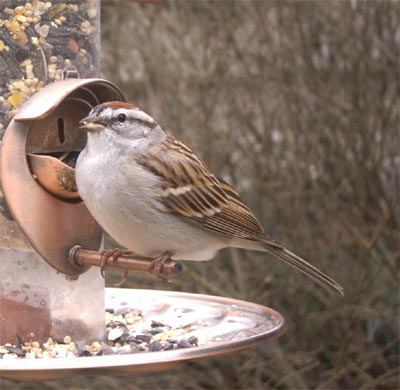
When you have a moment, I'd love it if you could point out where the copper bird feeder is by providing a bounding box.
[0,78,286,381]
[0,78,125,345]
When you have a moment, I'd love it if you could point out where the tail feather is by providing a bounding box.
[265,244,344,296]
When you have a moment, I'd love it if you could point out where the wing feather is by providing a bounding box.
[136,135,267,241]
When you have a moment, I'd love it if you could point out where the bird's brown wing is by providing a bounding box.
[136,136,346,295]
[136,135,273,243]
[200,178,266,241]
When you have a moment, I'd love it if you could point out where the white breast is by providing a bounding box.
[76,144,229,261]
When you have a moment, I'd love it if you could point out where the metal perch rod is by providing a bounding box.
[69,245,182,276]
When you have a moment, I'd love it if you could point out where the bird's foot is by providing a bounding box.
[113,268,130,287]
[149,252,172,282]
[99,249,135,286]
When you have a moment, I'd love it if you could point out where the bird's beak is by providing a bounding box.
[79,113,106,132]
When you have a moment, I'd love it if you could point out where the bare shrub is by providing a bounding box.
[99,1,399,389]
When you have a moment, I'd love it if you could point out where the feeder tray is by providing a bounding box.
[0,288,286,382]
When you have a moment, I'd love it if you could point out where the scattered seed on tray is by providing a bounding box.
[0,306,203,360]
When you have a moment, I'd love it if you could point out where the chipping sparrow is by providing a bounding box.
[76,101,343,296]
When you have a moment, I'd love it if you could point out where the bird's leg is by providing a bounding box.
[113,268,130,287]
[149,251,173,282]
[112,250,135,287]
[99,249,135,280]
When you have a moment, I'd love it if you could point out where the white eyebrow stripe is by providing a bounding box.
[127,109,156,125]
[101,107,114,118]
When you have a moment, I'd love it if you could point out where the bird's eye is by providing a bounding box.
[117,113,126,123]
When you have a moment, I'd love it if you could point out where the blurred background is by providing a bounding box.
[5,0,399,389]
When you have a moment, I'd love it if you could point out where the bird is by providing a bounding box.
[75,101,343,296]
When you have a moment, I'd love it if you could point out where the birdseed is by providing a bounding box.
[0,306,201,359]
[0,0,100,137]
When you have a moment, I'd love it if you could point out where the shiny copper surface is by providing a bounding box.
[0,79,125,275]
[0,289,286,381]
[28,154,79,200]
[13,79,124,122]
[69,246,182,276]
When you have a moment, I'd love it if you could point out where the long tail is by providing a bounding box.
[265,244,344,296]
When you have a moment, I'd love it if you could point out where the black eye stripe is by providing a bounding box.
[133,118,157,129]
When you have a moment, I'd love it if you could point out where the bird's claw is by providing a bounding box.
[99,249,135,284]
[149,252,172,282]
